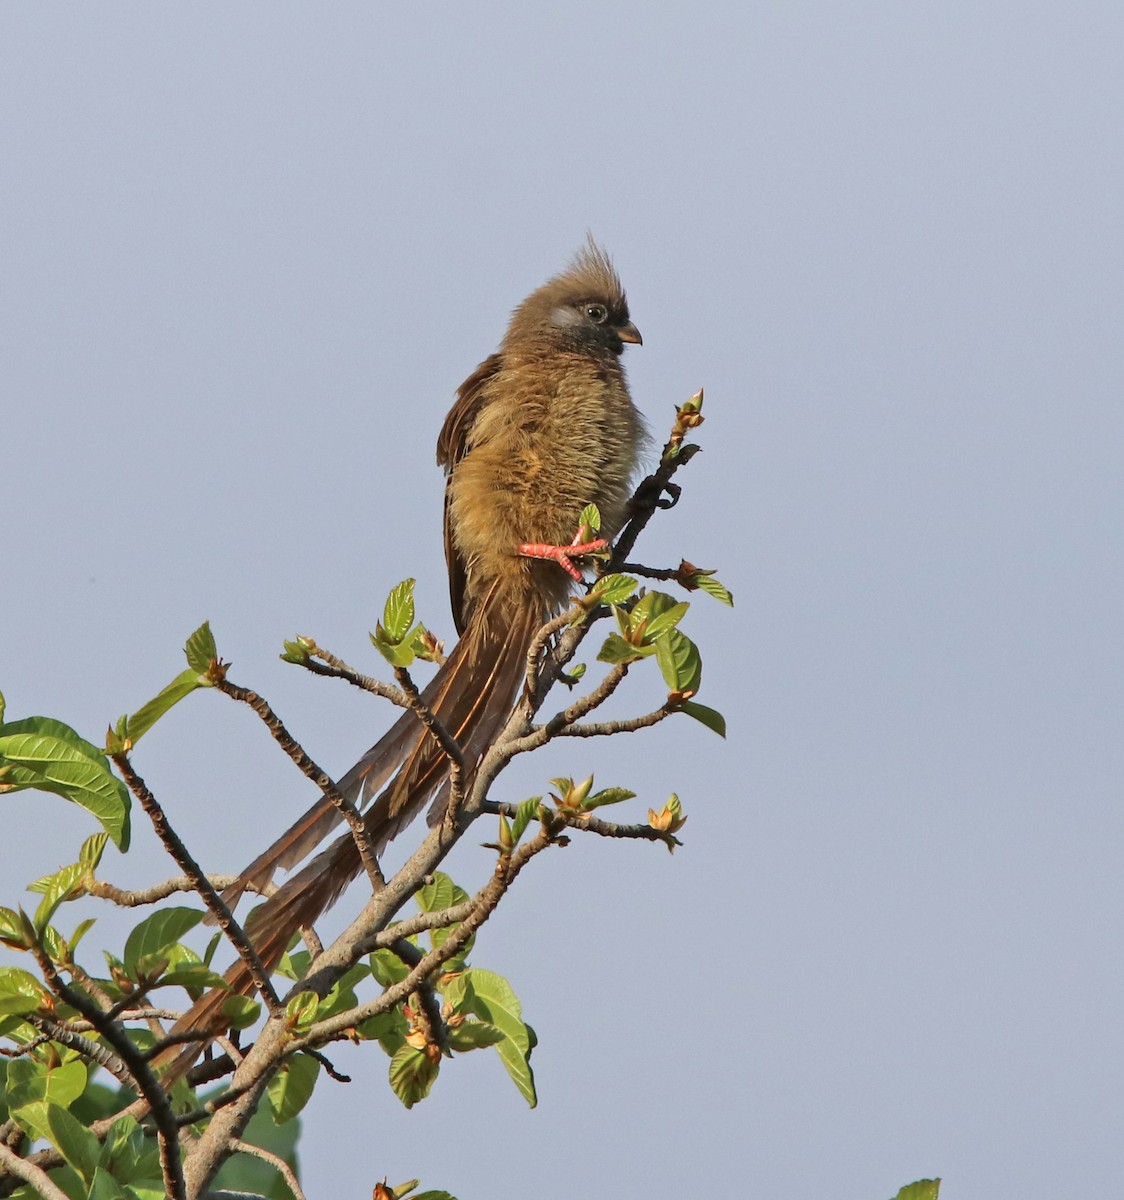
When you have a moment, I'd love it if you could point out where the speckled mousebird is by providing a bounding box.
[160,239,644,1070]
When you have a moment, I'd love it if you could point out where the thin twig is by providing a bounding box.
[214,678,384,894]
[501,664,633,759]
[0,1034,54,1059]
[387,936,446,1051]
[391,665,465,775]
[392,662,467,836]
[25,1017,131,1084]
[547,663,631,730]
[169,1076,266,1127]
[112,751,280,1012]
[565,811,681,847]
[65,963,115,1013]
[302,1047,350,1083]
[297,639,411,705]
[613,562,683,581]
[369,899,476,947]
[0,1141,71,1200]
[229,1140,306,1200]
[298,924,323,959]
[480,802,680,849]
[550,705,676,738]
[523,609,577,698]
[88,874,253,907]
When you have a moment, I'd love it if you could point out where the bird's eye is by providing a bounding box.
[584,304,608,324]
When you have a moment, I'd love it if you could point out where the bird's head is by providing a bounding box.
[503,238,642,356]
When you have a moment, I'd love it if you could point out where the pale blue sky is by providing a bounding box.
[3,5,1122,1197]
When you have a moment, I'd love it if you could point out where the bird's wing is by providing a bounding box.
[436,353,503,634]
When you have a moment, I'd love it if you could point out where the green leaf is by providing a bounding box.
[267,1052,320,1123]
[123,907,203,978]
[0,967,49,1016]
[276,947,312,981]
[509,797,542,847]
[27,862,86,931]
[891,1182,941,1200]
[183,621,218,674]
[588,573,637,606]
[221,993,261,1030]
[96,1111,141,1158]
[47,1102,100,1183]
[578,502,602,534]
[370,946,412,988]
[455,968,536,1108]
[416,872,468,914]
[157,963,226,991]
[382,579,417,643]
[583,787,636,812]
[389,1044,440,1108]
[429,924,474,964]
[280,636,312,665]
[655,628,703,693]
[0,718,131,849]
[202,930,223,968]
[285,990,319,1034]
[98,1115,162,1187]
[27,864,81,897]
[676,699,726,737]
[492,1027,537,1108]
[693,571,734,606]
[630,588,680,628]
[643,599,691,640]
[371,625,417,667]
[312,969,366,1021]
[87,1166,133,1199]
[123,667,211,744]
[79,833,108,871]
[409,623,441,662]
[36,922,67,963]
[445,1020,505,1051]
[0,906,28,949]
[355,1009,407,1055]
[5,1056,87,1113]
[68,916,97,953]
[596,632,647,665]
[0,690,5,723]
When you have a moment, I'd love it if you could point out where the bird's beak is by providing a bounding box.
[617,322,643,346]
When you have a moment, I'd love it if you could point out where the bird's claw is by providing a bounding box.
[656,482,682,510]
[518,535,609,581]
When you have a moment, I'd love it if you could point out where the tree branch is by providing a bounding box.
[229,1139,306,1200]
[0,1142,71,1200]
[25,932,187,1200]
[295,639,412,704]
[112,751,280,1012]
[214,678,385,894]
[88,874,256,907]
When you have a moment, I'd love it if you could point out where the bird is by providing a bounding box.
[157,240,645,1076]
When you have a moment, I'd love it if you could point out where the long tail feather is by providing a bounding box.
[155,591,543,1081]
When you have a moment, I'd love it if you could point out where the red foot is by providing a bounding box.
[518,537,609,581]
